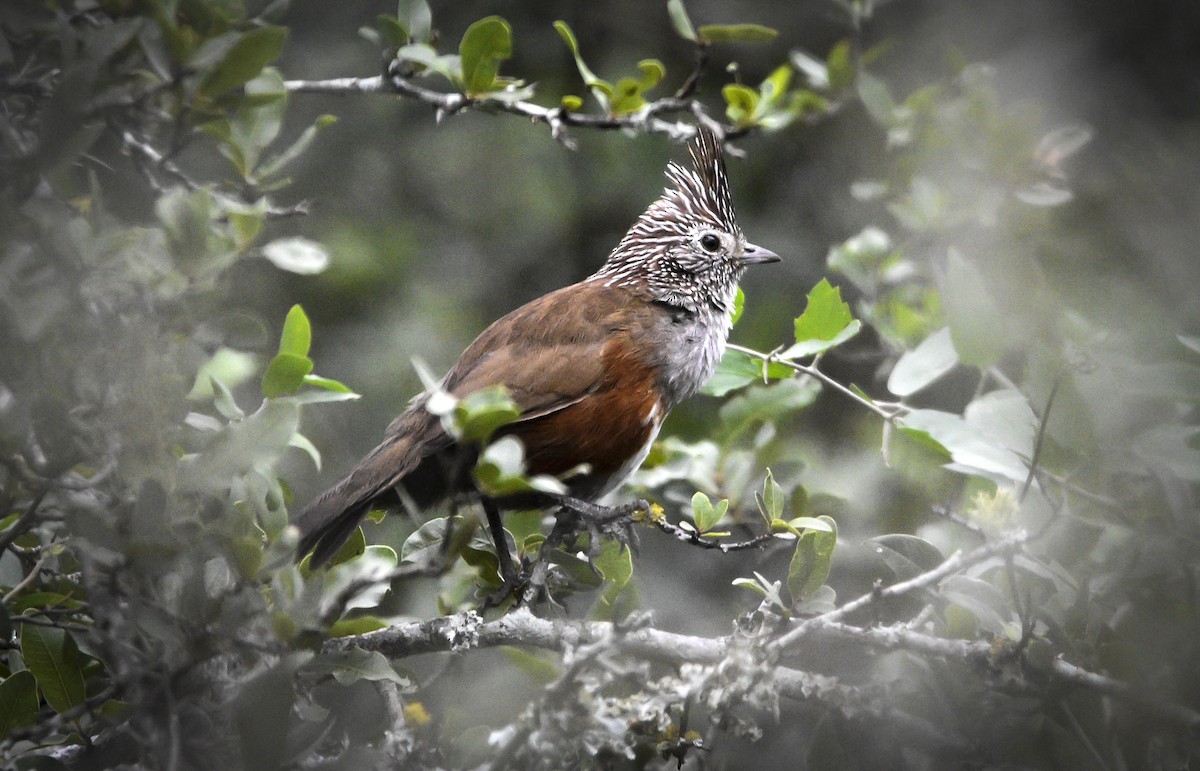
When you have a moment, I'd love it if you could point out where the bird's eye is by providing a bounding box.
[699,233,722,253]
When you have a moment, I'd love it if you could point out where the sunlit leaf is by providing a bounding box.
[697,24,778,44]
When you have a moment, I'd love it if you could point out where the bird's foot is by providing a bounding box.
[550,496,649,561]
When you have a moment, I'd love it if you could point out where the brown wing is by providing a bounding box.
[442,280,647,419]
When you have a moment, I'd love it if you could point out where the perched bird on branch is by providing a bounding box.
[294,128,779,579]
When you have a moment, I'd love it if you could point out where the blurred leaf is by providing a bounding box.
[942,574,1010,635]
[454,385,520,443]
[397,0,432,43]
[328,615,389,637]
[233,659,297,771]
[888,327,958,397]
[21,625,86,714]
[257,114,336,180]
[501,646,561,684]
[328,526,366,567]
[474,437,567,497]
[593,540,637,620]
[943,249,1005,366]
[199,26,287,98]
[262,237,329,275]
[372,15,408,49]
[731,286,745,325]
[856,71,894,124]
[1176,334,1200,356]
[867,534,946,581]
[826,40,854,90]
[1133,424,1200,481]
[304,649,408,686]
[0,671,38,734]
[719,378,821,444]
[783,278,861,358]
[787,516,837,604]
[697,24,778,44]
[667,0,697,41]
[458,16,512,95]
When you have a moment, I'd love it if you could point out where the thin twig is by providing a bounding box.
[726,343,904,422]
[282,72,714,144]
[0,486,49,555]
[774,529,1029,650]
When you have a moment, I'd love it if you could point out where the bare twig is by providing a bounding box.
[647,514,776,553]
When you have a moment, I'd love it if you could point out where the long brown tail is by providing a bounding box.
[293,406,449,565]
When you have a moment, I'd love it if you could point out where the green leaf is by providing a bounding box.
[592,540,636,620]
[374,15,408,48]
[719,378,821,444]
[0,671,38,734]
[667,0,697,41]
[21,624,86,714]
[784,279,861,358]
[199,26,287,98]
[866,534,946,581]
[761,469,785,520]
[454,385,521,443]
[328,615,390,637]
[691,491,728,533]
[697,24,779,44]
[302,374,357,394]
[459,16,513,95]
[277,304,311,357]
[887,327,959,397]
[787,516,837,605]
[610,59,665,115]
[701,349,761,397]
[262,352,314,398]
[722,83,759,128]
[262,237,329,275]
[787,516,834,533]
[826,40,854,91]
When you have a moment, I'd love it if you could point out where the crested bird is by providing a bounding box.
[293,128,779,574]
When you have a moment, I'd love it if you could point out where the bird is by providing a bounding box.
[293,128,779,573]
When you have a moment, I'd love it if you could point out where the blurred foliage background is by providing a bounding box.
[2,0,1200,767]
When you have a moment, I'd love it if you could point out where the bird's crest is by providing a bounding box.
[659,128,740,235]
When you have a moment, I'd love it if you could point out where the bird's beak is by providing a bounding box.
[739,242,781,266]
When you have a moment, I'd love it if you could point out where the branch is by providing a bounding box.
[646,514,776,553]
[774,529,1030,649]
[814,620,1200,729]
[282,72,718,146]
[323,608,848,705]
